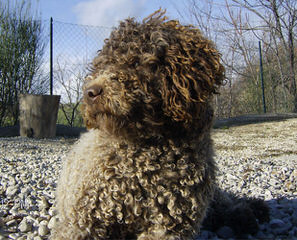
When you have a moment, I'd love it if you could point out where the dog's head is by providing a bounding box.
[82,10,225,140]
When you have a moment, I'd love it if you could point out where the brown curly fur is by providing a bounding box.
[202,190,270,237]
[51,10,225,240]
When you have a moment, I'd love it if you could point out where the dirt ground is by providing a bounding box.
[212,118,297,160]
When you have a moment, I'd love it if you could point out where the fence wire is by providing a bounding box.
[42,19,112,126]
[1,16,295,128]
[35,19,296,127]
[52,20,111,68]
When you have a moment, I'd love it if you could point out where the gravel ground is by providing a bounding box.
[0,118,296,239]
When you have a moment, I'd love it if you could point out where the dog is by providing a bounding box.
[51,10,267,240]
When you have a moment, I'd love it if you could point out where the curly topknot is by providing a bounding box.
[82,9,224,141]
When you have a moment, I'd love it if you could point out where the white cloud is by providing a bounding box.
[73,0,147,27]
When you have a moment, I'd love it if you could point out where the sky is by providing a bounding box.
[27,0,189,97]
[7,0,264,98]
[35,0,184,27]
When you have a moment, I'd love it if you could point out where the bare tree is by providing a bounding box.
[176,0,297,115]
[228,0,297,112]
[55,57,86,127]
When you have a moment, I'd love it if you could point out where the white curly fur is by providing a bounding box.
[51,128,216,239]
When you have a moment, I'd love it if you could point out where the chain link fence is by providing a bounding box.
[38,19,296,128]
[42,19,112,127]
[1,17,296,130]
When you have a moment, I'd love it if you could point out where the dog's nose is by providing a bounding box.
[85,85,103,102]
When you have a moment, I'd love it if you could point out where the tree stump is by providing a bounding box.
[19,94,60,138]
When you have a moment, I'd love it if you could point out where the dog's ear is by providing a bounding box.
[159,38,225,123]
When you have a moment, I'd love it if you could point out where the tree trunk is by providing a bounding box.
[19,94,60,138]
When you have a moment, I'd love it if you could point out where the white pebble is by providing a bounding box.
[5,185,18,197]
[18,218,32,232]
[38,220,49,236]
[48,216,59,229]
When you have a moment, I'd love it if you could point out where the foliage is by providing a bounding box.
[57,104,84,127]
[215,43,296,118]
[0,0,47,126]
[228,42,296,116]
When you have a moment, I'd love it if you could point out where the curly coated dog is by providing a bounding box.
[51,10,268,240]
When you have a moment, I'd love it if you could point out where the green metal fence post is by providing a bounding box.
[259,41,266,113]
[50,17,53,95]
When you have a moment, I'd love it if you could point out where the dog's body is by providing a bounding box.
[51,10,244,239]
[53,126,215,239]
